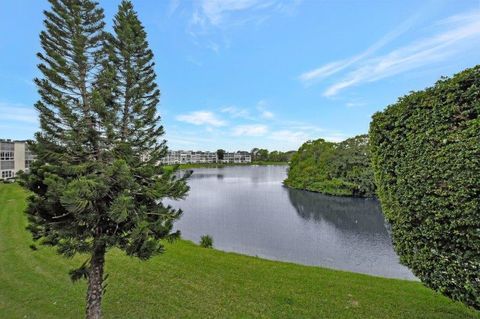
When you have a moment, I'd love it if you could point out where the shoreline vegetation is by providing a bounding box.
[165,161,289,170]
[284,135,376,198]
[1,183,479,318]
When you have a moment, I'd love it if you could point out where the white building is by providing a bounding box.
[0,139,35,180]
[160,150,251,165]
[221,151,251,164]
[160,150,218,165]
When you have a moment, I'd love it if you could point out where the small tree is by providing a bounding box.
[256,149,269,162]
[216,149,225,161]
[21,1,189,318]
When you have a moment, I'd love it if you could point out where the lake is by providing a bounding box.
[167,165,415,280]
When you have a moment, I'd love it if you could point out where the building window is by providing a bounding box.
[1,170,13,179]
[0,161,14,170]
[0,142,14,151]
[0,151,14,160]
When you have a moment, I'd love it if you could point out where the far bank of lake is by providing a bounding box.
[164,161,288,170]
[167,165,415,280]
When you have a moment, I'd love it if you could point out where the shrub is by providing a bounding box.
[200,235,213,248]
[369,66,480,309]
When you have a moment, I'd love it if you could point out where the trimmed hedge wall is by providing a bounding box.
[369,66,480,309]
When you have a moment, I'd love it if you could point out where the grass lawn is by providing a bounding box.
[0,183,478,318]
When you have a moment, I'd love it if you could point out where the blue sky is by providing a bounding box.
[1,0,479,151]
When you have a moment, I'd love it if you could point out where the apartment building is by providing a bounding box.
[0,140,252,178]
[160,150,251,165]
[0,139,35,180]
[222,151,251,164]
[160,150,218,165]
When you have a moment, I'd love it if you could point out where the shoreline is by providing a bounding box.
[166,161,288,170]
[283,182,377,199]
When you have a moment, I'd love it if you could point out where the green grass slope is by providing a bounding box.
[0,183,478,318]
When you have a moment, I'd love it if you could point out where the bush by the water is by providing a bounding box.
[200,235,213,248]
[284,135,375,197]
[369,66,480,309]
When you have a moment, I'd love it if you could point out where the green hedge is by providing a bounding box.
[284,135,375,197]
[369,66,480,309]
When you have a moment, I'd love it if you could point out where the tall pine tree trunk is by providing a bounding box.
[86,242,106,319]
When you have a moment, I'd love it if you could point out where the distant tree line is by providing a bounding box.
[284,135,375,197]
[250,148,296,163]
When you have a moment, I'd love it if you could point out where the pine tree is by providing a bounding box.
[105,0,191,274]
[21,1,189,318]
[110,0,164,166]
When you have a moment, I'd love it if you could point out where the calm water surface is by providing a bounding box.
[167,165,415,280]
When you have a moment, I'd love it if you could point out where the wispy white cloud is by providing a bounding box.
[346,101,366,108]
[0,102,38,124]
[172,103,349,151]
[197,0,266,27]
[167,0,181,17]
[260,110,274,119]
[232,124,268,136]
[269,124,348,145]
[168,113,349,151]
[167,136,216,147]
[321,133,350,143]
[323,11,480,96]
[275,0,303,15]
[192,0,302,27]
[221,101,274,120]
[206,40,220,53]
[221,106,252,119]
[269,130,308,144]
[299,11,421,84]
[191,0,297,28]
[165,129,219,149]
[286,123,324,133]
[176,111,227,127]
[186,55,203,67]
[299,61,347,84]
[189,0,301,51]
[299,9,480,97]
[256,100,274,119]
